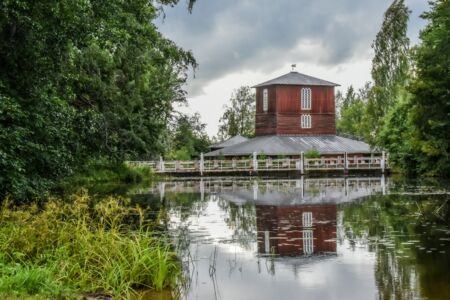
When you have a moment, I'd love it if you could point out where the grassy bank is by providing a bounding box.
[56,159,160,198]
[67,159,156,185]
[0,191,179,299]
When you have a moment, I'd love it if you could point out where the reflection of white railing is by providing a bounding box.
[132,177,388,200]
[127,151,388,174]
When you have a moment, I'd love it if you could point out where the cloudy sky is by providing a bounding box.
[155,0,429,137]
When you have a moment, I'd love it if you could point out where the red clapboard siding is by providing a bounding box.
[255,113,277,135]
[256,86,277,113]
[256,204,337,256]
[276,113,336,135]
[255,85,336,136]
[275,86,335,114]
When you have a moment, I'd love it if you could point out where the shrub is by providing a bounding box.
[304,149,321,159]
[258,152,267,160]
[66,159,154,185]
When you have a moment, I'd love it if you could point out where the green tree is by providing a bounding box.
[217,86,255,140]
[0,0,196,200]
[341,85,357,111]
[408,0,450,176]
[337,84,371,139]
[167,113,210,160]
[366,0,411,143]
[377,90,417,173]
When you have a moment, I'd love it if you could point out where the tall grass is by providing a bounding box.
[0,191,179,298]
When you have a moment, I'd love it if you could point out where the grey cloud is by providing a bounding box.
[156,0,428,96]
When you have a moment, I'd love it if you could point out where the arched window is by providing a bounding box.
[263,89,268,112]
[301,88,312,110]
[301,114,312,128]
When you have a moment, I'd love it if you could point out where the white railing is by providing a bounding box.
[126,151,388,174]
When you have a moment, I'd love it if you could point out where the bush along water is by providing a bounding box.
[0,190,179,298]
[66,158,155,185]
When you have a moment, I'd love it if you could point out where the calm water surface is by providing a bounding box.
[138,177,450,300]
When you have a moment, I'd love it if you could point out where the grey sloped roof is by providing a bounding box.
[204,135,373,157]
[218,178,383,205]
[210,135,249,149]
[252,71,339,88]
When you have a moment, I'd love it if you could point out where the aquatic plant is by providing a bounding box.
[0,191,179,298]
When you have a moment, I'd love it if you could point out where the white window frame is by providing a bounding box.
[264,230,270,253]
[301,88,312,110]
[303,229,314,255]
[302,212,313,227]
[301,114,312,128]
[263,89,268,112]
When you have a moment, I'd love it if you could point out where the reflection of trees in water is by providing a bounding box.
[217,196,257,250]
[342,194,450,300]
[162,192,211,296]
[163,192,210,253]
[165,192,209,222]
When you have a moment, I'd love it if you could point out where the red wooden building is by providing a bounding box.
[205,69,373,158]
[253,71,338,136]
[256,203,337,256]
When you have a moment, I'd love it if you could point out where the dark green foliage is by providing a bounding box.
[408,0,450,176]
[377,90,418,174]
[218,86,255,140]
[0,0,196,200]
[336,84,370,139]
[167,113,211,160]
[0,90,77,201]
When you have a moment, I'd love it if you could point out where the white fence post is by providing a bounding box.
[381,151,386,173]
[344,152,348,172]
[386,152,390,168]
[301,176,305,198]
[300,151,305,174]
[253,152,258,172]
[253,180,258,201]
[159,182,165,202]
[200,153,204,176]
[200,178,205,201]
[344,177,348,197]
[159,156,165,173]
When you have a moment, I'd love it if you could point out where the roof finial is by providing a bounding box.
[291,64,297,72]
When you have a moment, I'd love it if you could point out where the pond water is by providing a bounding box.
[136,176,450,300]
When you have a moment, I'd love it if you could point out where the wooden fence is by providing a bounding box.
[127,151,388,175]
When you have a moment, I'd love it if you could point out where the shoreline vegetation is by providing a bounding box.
[63,159,156,186]
[0,190,179,299]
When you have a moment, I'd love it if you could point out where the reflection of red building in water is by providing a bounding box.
[256,204,337,256]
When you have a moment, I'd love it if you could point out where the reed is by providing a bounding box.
[0,191,179,298]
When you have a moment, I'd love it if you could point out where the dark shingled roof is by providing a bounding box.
[204,135,373,157]
[210,135,249,149]
[252,71,339,88]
